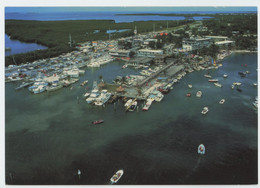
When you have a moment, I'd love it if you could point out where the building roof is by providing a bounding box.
[138,49,163,53]
[215,40,235,45]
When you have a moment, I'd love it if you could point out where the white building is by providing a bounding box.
[137,49,163,58]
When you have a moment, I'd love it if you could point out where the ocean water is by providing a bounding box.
[5,34,47,56]
[5,53,257,185]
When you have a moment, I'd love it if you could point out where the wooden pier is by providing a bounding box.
[137,61,177,86]
[111,92,147,100]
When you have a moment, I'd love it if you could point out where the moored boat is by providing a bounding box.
[233,82,242,86]
[80,80,88,86]
[208,79,218,82]
[196,91,202,97]
[214,82,223,88]
[188,84,192,88]
[223,74,228,78]
[143,99,153,111]
[204,74,212,78]
[110,169,124,184]
[128,101,137,112]
[186,93,191,97]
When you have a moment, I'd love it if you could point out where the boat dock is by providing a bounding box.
[137,61,178,86]
[111,92,146,100]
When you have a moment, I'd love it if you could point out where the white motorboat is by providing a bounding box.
[46,83,63,92]
[128,101,137,112]
[201,107,208,114]
[84,92,90,98]
[233,82,242,86]
[143,99,153,111]
[124,99,133,107]
[110,169,124,184]
[223,74,228,78]
[204,74,212,78]
[214,82,223,88]
[198,144,205,155]
[188,84,192,88]
[196,91,202,97]
[219,99,225,104]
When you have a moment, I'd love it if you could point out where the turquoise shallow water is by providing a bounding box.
[5,53,257,185]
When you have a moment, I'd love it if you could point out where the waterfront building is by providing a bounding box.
[154,55,168,64]
[182,37,212,52]
[137,49,164,58]
[109,50,130,57]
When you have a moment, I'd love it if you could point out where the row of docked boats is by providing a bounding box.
[87,55,114,67]
[86,89,112,106]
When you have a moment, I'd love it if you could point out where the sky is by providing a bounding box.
[5,7,258,13]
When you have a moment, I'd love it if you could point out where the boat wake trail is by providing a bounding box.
[183,156,202,181]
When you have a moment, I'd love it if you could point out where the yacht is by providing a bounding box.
[94,90,112,106]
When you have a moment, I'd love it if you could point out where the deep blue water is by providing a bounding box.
[5,53,258,185]
[5,34,47,56]
[5,11,215,23]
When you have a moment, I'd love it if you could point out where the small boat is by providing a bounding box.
[238,72,246,77]
[219,99,225,104]
[80,80,88,86]
[128,101,137,112]
[143,99,153,111]
[110,169,124,184]
[223,74,228,78]
[196,91,202,97]
[231,85,235,89]
[214,82,223,88]
[186,93,191,97]
[253,83,257,87]
[233,82,242,86]
[253,101,258,108]
[84,92,90,98]
[204,74,212,78]
[208,79,218,82]
[201,107,208,114]
[188,84,192,88]
[92,120,104,125]
[198,144,205,155]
